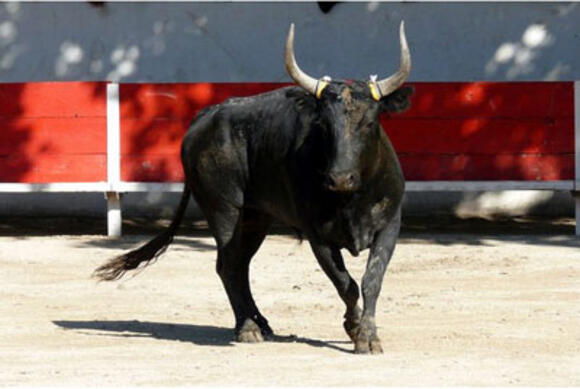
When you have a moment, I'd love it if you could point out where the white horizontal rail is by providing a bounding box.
[0,182,109,193]
[0,181,573,193]
[115,182,186,193]
[405,180,575,191]
[104,180,575,193]
[575,81,580,235]
[107,83,122,237]
[0,180,573,194]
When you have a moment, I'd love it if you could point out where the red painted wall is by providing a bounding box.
[390,82,574,181]
[0,81,574,184]
[119,82,575,182]
[119,83,290,182]
[0,82,108,183]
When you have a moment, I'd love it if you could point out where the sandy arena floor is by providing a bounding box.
[0,218,579,386]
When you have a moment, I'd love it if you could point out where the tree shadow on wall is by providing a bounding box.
[0,85,33,184]
[117,82,290,184]
[0,82,108,186]
[386,81,575,183]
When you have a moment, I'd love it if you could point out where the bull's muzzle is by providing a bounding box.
[326,171,361,192]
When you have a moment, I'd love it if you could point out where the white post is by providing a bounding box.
[576,193,580,237]
[575,81,580,236]
[106,192,122,237]
[107,83,122,237]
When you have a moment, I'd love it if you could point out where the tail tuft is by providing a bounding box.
[93,184,191,281]
[92,232,173,281]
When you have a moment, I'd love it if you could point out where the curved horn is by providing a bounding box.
[285,23,319,96]
[372,21,412,100]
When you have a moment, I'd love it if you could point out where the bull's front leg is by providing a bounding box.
[308,238,362,342]
[356,206,401,354]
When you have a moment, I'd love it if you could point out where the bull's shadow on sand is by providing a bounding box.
[52,320,352,353]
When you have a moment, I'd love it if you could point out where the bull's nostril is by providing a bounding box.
[326,175,337,190]
[346,174,355,186]
[326,172,359,191]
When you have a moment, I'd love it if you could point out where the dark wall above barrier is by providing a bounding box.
[1,3,579,83]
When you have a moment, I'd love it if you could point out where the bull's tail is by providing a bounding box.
[93,184,191,281]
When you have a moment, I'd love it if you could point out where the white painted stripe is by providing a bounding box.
[115,182,185,193]
[405,181,574,191]
[575,81,580,235]
[576,81,580,190]
[106,83,123,237]
[0,181,572,194]
[106,192,122,237]
[0,182,109,193]
[86,180,577,193]
[576,195,580,236]
[107,83,121,190]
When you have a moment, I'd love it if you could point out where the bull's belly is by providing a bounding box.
[246,181,397,255]
[318,197,397,255]
[317,215,375,256]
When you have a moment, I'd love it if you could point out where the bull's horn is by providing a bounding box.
[285,23,325,97]
[370,21,411,100]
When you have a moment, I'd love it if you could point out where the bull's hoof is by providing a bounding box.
[354,338,383,354]
[235,319,264,343]
[255,317,274,339]
[343,319,360,343]
[352,317,382,354]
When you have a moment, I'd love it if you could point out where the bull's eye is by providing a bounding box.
[360,121,375,132]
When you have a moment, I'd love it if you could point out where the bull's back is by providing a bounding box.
[180,87,304,219]
[181,103,248,209]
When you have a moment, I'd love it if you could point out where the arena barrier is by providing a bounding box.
[1,81,579,236]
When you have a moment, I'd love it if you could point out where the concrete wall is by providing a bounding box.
[2,2,579,83]
[1,2,578,221]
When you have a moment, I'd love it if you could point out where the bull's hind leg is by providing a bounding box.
[234,209,274,340]
[356,206,401,354]
[206,205,273,343]
[309,239,361,343]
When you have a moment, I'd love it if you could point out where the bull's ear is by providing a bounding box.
[380,86,413,113]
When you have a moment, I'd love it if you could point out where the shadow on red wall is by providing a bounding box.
[1,81,574,185]
[119,81,575,183]
[385,82,574,181]
[0,82,108,184]
[119,83,290,182]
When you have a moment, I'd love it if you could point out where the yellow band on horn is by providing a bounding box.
[368,82,382,101]
[316,80,329,99]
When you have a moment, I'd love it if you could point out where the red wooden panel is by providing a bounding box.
[0,82,107,183]
[120,83,290,181]
[119,82,575,183]
[121,155,185,182]
[0,82,107,118]
[120,83,290,120]
[383,118,573,154]
[402,82,574,119]
[383,82,574,181]
[398,154,574,181]
[0,154,107,183]
[121,119,189,155]
[0,118,106,155]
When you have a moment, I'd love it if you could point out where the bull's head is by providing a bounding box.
[285,22,411,192]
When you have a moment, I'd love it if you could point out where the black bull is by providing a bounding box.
[95,22,413,354]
